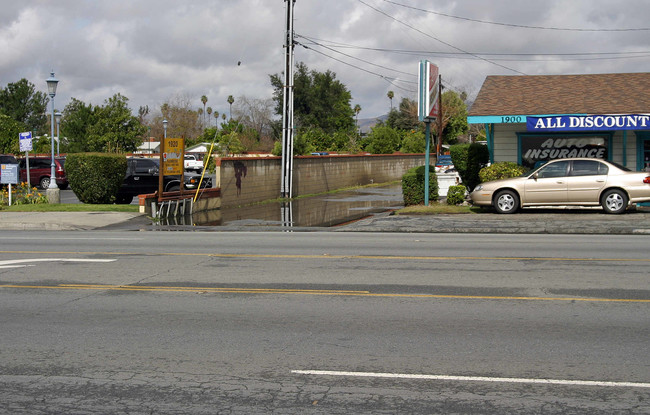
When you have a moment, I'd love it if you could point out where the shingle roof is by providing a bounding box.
[468,73,650,116]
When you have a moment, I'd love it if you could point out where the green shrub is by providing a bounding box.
[446,185,467,205]
[401,165,438,206]
[479,162,528,182]
[450,143,489,191]
[66,153,127,204]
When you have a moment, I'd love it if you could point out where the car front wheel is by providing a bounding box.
[601,189,628,214]
[494,190,519,214]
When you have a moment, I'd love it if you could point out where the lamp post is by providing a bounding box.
[55,111,62,156]
[163,119,168,139]
[46,71,60,203]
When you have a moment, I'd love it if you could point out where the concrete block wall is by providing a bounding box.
[220,154,425,208]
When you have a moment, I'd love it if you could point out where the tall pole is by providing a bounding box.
[45,72,60,203]
[424,122,431,206]
[437,74,443,156]
[280,0,295,198]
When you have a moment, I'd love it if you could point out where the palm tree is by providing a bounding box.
[201,95,208,125]
[227,95,234,119]
[213,111,219,128]
[387,90,394,110]
[354,104,362,133]
[206,107,213,126]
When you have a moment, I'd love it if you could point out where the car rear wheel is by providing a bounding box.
[39,176,50,190]
[601,189,628,214]
[494,190,519,214]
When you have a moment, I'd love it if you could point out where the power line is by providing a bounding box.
[296,42,417,93]
[296,34,416,78]
[356,0,527,75]
[381,0,650,32]
[297,35,650,59]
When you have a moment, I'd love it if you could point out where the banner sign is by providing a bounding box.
[418,60,439,121]
[527,114,650,132]
[520,135,608,169]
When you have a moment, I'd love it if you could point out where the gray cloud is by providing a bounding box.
[1,0,648,120]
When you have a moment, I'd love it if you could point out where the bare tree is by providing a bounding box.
[232,95,275,139]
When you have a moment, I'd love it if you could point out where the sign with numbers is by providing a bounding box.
[162,138,184,175]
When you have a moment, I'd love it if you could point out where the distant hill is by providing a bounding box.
[356,114,388,134]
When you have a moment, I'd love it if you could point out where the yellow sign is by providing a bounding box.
[162,138,184,175]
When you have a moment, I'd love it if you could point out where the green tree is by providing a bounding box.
[61,98,96,153]
[386,98,420,131]
[86,94,146,152]
[400,129,426,153]
[270,62,355,135]
[364,125,401,154]
[438,90,469,146]
[387,90,394,110]
[0,79,49,134]
[0,114,26,153]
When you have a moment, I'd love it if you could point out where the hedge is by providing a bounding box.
[479,162,528,182]
[66,153,127,204]
[446,185,467,205]
[401,165,438,206]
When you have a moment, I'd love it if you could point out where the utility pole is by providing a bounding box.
[281,0,296,198]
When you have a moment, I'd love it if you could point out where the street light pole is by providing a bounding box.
[46,71,60,203]
[55,111,62,157]
[163,119,168,139]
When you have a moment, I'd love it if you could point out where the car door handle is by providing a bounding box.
[596,179,605,182]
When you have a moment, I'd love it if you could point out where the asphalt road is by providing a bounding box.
[0,232,648,414]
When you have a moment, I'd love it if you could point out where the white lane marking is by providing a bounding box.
[0,258,116,269]
[291,370,650,389]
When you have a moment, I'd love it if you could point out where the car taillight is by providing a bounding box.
[644,176,650,184]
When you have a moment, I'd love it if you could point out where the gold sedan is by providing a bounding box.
[470,158,650,214]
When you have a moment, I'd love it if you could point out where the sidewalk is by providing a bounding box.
[0,207,649,234]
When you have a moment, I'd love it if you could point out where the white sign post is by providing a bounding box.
[19,132,33,185]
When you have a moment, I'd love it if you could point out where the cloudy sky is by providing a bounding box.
[1,0,649,121]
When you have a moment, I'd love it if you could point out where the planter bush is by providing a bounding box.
[66,153,127,204]
[401,165,438,206]
[446,185,467,205]
[479,162,528,182]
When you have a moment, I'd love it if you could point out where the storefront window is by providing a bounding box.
[644,140,650,172]
[519,134,609,169]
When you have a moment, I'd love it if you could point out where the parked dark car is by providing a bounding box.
[18,157,68,189]
[115,158,212,204]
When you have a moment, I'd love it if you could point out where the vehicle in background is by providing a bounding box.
[115,157,212,204]
[18,157,68,189]
[470,158,650,214]
[435,154,453,172]
[184,154,203,172]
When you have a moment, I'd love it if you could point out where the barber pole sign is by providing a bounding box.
[418,60,440,122]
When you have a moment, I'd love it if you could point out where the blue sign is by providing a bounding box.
[19,131,33,152]
[1,164,19,184]
[527,114,650,132]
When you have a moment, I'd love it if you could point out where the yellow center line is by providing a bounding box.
[0,250,648,263]
[0,284,648,303]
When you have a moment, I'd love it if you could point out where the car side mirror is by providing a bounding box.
[148,167,159,175]
[532,172,539,180]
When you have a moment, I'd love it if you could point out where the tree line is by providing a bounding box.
[0,63,476,156]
